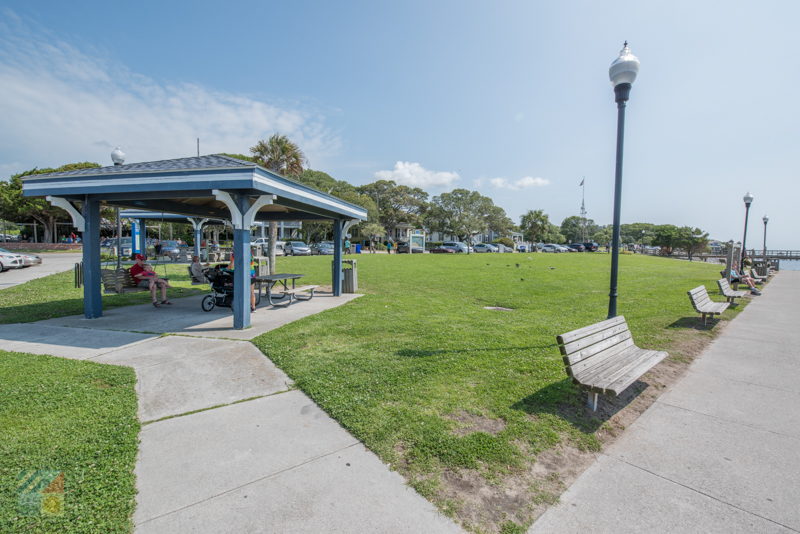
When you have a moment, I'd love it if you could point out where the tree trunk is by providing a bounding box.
[268,221,278,275]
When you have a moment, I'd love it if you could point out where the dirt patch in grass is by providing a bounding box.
[447,410,507,436]
[433,320,730,533]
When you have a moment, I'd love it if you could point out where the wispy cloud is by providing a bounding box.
[0,11,339,176]
[490,176,549,190]
[374,161,459,188]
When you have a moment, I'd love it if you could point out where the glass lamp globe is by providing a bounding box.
[609,42,640,86]
[111,147,125,165]
[743,192,754,206]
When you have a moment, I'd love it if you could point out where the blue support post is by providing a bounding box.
[332,219,343,296]
[232,195,251,329]
[193,221,202,259]
[138,218,147,259]
[82,198,102,318]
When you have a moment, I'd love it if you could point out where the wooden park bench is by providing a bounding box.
[187,266,206,285]
[717,278,747,303]
[748,268,768,284]
[687,285,729,325]
[556,316,668,411]
[101,268,148,294]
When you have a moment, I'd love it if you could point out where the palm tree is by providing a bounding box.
[250,134,306,273]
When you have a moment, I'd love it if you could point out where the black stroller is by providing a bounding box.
[200,267,260,311]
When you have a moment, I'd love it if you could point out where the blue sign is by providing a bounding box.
[132,222,141,254]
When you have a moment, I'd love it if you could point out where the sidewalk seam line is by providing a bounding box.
[135,441,361,526]
[653,400,800,442]
[599,453,800,532]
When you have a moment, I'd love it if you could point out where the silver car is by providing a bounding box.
[0,249,25,271]
[284,241,311,256]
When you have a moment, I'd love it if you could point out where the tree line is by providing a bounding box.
[0,133,709,258]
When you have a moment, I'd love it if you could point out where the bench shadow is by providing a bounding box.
[667,317,720,331]
[395,344,557,358]
[511,378,650,433]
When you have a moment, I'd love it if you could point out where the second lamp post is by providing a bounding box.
[607,42,640,319]
[741,192,753,263]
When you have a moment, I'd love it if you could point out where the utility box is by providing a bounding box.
[342,259,357,293]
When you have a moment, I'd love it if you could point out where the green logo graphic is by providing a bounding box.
[16,470,64,516]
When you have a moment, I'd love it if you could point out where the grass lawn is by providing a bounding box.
[0,263,207,324]
[0,350,139,533]
[253,252,740,533]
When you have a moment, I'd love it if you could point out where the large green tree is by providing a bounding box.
[357,180,428,238]
[519,209,550,243]
[249,135,306,273]
[0,162,100,243]
[560,215,600,243]
[426,189,502,247]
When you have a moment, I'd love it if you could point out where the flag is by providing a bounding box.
[579,178,584,186]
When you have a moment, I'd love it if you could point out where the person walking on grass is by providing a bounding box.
[386,241,393,254]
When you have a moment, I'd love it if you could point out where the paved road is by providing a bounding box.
[530,270,800,534]
[0,252,82,289]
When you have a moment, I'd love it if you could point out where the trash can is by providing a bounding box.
[342,259,357,293]
[355,244,362,254]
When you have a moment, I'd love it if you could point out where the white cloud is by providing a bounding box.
[374,161,459,188]
[490,176,550,190]
[0,13,339,176]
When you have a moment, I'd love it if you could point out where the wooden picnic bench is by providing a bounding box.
[556,316,668,411]
[101,268,148,294]
[687,285,729,325]
[717,278,747,303]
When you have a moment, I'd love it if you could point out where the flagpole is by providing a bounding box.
[579,177,587,242]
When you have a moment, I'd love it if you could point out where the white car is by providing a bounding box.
[541,244,559,253]
[473,243,498,253]
[0,249,25,271]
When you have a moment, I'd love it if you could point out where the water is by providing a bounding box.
[781,260,800,271]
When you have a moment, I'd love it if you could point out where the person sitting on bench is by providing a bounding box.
[130,254,173,307]
[189,255,206,283]
[730,262,761,295]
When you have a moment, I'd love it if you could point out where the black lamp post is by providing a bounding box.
[607,42,640,319]
[741,192,753,263]
[762,215,769,269]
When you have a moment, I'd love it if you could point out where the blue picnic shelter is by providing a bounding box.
[23,154,367,329]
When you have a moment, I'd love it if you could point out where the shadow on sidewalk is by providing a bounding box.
[510,378,651,433]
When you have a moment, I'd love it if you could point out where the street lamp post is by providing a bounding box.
[741,192,753,263]
[762,215,769,273]
[607,42,640,319]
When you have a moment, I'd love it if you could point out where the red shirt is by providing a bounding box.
[130,263,146,279]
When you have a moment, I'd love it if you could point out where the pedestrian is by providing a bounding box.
[386,241,393,254]
[345,238,351,254]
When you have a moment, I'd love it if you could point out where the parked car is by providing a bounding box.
[430,245,458,254]
[0,248,40,267]
[0,249,25,271]
[516,244,528,252]
[102,237,134,257]
[284,241,311,256]
[473,243,498,253]
[582,242,599,252]
[568,243,586,252]
[311,241,335,255]
[442,241,468,253]
[556,245,573,253]
[396,241,424,254]
[495,243,514,253]
[541,244,560,253]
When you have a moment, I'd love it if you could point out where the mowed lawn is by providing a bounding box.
[0,263,207,324]
[254,252,735,531]
[0,351,138,533]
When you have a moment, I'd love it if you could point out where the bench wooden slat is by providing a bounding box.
[560,323,630,355]
[562,330,633,366]
[282,284,318,294]
[602,350,668,395]
[590,347,657,389]
[567,337,635,377]
[557,315,626,345]
[571,343,640,383]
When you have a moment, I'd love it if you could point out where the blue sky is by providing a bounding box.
[1,1,798,247]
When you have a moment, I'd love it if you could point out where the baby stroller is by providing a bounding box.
[200,268,261,312]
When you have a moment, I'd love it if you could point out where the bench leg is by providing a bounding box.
[587,392,599,412]
[702,313,707,325]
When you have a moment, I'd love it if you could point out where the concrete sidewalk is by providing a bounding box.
[530,271,800,534]
[2,292,462,533]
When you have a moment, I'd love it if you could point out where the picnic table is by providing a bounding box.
[254,273,317,306]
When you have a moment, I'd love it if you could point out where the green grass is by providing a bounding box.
[253,252,740,530]
[0,351,139,533]
[0,263,207,324]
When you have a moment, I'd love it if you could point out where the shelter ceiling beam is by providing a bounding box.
[105,199,230,220]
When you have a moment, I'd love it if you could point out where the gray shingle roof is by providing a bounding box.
[30,154,256,178]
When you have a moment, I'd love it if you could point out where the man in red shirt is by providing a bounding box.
[130,254,172,307]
